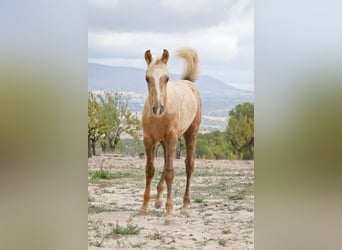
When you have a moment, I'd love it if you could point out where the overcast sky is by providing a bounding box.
[88,0,254,90]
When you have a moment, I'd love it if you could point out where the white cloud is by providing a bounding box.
[88,19,252,63]
[88,0,118,9]
[88,0,254,89]
[160,0,220,16]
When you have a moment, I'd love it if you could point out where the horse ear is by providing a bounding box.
[161,49,169,64]
[145,50,152,65]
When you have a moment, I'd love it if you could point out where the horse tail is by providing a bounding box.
[175,47,200,82]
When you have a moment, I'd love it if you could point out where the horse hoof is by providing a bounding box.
[164,217,175,225]
[155,200,162,209]
[139,208,148,216]
[180,208,189,216]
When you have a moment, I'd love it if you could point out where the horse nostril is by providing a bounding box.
[160,105,164,114]
[152,106,157,114]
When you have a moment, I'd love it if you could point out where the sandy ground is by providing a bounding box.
[88,156,254,249]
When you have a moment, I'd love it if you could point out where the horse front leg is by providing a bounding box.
[155,141,166,209]
[140,136,156,214]
[164,136,177,225]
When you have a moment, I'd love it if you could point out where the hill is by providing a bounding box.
[88,63,254,131]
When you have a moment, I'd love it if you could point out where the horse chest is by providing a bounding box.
[142,114,174,138]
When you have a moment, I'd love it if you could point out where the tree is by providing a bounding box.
[195,133,211,159]
[226,102,254,160]
[88,91,141,157]
[195,130,234,159]
[88,92,105,158]
[97,91,141,153]
[206,130,231,159]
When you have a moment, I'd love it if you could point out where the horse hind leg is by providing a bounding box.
[155,141,166,209]
[181,130,198,216]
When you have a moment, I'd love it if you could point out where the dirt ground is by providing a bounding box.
[88,155,254,249]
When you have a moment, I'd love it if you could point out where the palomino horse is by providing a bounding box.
[140,47,202,225]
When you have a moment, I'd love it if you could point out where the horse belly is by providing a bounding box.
[176,98,197,136]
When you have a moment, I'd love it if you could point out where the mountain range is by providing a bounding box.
[88,63,254,131]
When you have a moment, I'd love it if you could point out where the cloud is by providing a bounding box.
[88,0,254,89]
[88,24,241,64]
[88,0,118,9]
[88,0,250,33]
[159,0,226,16]
[88,16,253,58]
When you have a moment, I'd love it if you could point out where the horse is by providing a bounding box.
[140,47,202,225]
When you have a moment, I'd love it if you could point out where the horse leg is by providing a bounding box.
[155,141,166,209]
[181,130,198,215]
[140,136,156,214]
[164,136,177,225]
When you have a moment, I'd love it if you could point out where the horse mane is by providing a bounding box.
[175,47,200,82]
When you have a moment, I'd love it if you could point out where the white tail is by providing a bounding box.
[175,47,200,82]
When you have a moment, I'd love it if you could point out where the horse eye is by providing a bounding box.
[145,77,149,83]
[166,77,169,82]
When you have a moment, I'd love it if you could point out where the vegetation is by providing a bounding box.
[193,196,205,203]
[88,92,105,157]
[112,220,143,236]
[90,169,115,183]
[150,232,162,240]
[218,238,228,247]
[195,103,254,160]
[195,130,234,159]
[226,102,254,160]
[115,138,145,156]
[195,102,254,160]
[222,229,232,234]
[88,91,141,158]
[88,204,115,214]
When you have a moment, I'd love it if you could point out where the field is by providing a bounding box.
[88,156,254,249]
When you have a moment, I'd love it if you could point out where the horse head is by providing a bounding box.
[144,49,169,116]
